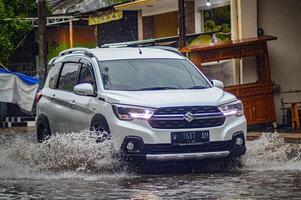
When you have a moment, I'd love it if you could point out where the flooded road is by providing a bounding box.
[0,131,301,199]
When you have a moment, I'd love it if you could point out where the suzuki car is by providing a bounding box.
[36,47,247,164]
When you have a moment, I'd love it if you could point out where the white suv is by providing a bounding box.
[36,47,247,164]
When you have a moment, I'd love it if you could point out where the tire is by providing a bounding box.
[37,117,51,143]
[90,118,111,142]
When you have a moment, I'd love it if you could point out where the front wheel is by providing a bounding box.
[90,120,111,142]
[37,119,51,143]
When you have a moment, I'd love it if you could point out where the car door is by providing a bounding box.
[43,61,62,134]
[68,58,98,132]
[49,58,81,133]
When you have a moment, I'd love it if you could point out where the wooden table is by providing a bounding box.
[291,102,301,129]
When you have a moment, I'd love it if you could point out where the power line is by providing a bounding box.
[4,16,85,27]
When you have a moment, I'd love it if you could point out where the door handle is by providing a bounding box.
[51,94,56,102]
[70,100,76,109]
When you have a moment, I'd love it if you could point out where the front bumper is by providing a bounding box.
[121,132,247,163]
[108,114,247,151]
[146,151,230,162]
[107,111,247,163]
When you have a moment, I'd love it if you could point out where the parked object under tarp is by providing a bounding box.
[0,68,39,112]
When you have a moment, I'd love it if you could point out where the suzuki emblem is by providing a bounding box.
[184,112,195,122]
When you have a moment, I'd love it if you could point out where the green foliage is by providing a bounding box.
[0,0,36,64]
[204,20,216,29]
[48,42,96,60]
[213,25,222,32]
[105,0,130,5]
[189,34,212,46]
[191,6,232,47]
[203,5,231,42]
[221,23,230,33]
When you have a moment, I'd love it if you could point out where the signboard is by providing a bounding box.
[89,10,123,26]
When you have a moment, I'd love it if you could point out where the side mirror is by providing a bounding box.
[73,83,95,96]
[211,80,224,89]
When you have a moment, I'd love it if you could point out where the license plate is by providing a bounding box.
[171,131,209,145]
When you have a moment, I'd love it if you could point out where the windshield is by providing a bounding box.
[98,59,211,91]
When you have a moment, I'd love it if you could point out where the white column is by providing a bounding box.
[231,0,240,84]
[237,0,257,39]
[194,0,202,33]
[236,0,258,84]
[231,0,239,40]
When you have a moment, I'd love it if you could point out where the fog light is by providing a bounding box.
[126,142,135,151]
[235,137,244,146]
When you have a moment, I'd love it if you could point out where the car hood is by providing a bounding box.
[100,87,237,108]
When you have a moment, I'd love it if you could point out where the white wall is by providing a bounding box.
[258,0,301,123]
[237,0,257,38]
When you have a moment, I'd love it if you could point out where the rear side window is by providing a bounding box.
[78,64,96,90]
[57,63,80,91]
[48,62,61,89]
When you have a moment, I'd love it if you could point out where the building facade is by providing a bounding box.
[257,0,301,124]
[4,0,299,128]
[88,0,300,127]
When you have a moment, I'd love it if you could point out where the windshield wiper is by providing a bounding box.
[187,86,209,89]
[136,86,180,91]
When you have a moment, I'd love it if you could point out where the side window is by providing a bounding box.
[57,62,80,91]
[78,64,96,90]
[48,62,61,89]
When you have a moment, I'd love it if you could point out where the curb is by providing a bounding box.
[1,117,36,128]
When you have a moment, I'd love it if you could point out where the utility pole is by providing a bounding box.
[37,0,47,85]
[69,19,74,48]
[178,0,186,49]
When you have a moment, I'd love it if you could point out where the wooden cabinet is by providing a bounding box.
[253,95,274,123]
[187,36,277,126]
[241,95,275,125]
[225,83,276,125]
[240,98,253,123]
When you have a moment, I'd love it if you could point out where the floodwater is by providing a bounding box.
[0,131,300,199]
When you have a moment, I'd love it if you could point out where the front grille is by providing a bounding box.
[148,118,225,129]
[154,106,221,115]
[148,106,226,129]
[144,141,232,154]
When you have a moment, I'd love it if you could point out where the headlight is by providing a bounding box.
[112,104,156,120]
[219,100,244,117]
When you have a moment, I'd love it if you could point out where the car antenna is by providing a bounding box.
[130,30,143,54]
[138,47,143,54]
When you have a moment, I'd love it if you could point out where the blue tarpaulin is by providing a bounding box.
[0,68,39,85]
[0,69,39,111]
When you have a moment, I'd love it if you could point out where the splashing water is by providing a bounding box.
[242,132,301,171]
[0,131,301,179]
[1,130,124,175]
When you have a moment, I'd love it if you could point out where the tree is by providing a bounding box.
[0,0,36,65]
[106,0,129,3]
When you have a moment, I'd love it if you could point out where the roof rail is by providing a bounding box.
[148,46,183,56]
[102,41,183,57]
[58,48,96,58]
[101,40,155,48]
[48,57,57,66]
